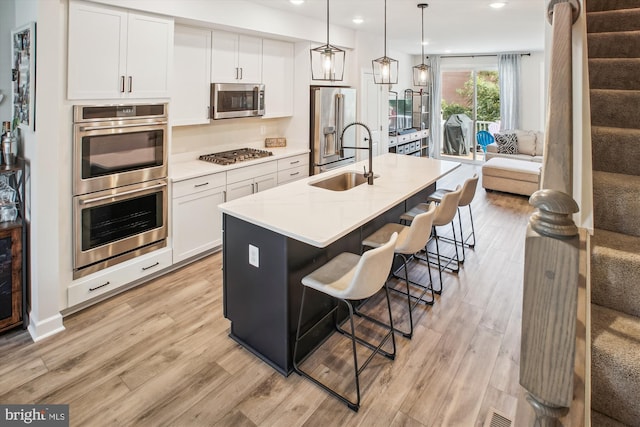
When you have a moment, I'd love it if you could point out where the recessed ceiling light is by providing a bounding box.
[290,0,304,5]
[444,49,452,53]
[352,17,364,24]
[489,2,506,8]
[421,41,429,46]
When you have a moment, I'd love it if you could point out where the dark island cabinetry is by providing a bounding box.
[222,187,433,375]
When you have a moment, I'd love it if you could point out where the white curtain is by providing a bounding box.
[498,53,521,130]
[428,55,442,158]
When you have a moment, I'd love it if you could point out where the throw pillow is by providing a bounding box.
[495,132,518,154]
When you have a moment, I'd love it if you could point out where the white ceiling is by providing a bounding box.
[246,0,546,55]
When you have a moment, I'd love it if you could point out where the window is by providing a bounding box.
[440,67,500,162]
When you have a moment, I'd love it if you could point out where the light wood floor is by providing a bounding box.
[0,164,538,426]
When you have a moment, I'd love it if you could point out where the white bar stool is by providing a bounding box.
[292,232,398,412]
[400,185,463,294]
[361,202,437,339]
[427,174,479,262]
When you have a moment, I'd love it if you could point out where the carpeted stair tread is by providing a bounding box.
[591,304,640,426]
[591,126,640,176]
[587,8,640,33]
[591,409,632,427]
[588,31,640,58]
[587,0,640,13]
[588,6,640,426]
[592,171,640,237]
[590,89,640,129]
[592,229,640,318]
[589,58,640,91]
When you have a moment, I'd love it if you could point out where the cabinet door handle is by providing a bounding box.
[89,281,110,292]
[142,261,160,271]
[290,160,300,165]
[223,190,227,202]
[251,183,256,193]
[194,182,209,188]
[235,67,239,79]
[239,67,243,80]
[290,172,300,177]
[128,76,133,93]
[120,76,125,93]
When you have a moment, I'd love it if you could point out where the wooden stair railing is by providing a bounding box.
[519,1,583,426]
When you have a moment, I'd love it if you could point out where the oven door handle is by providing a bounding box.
[79,183,167,205]
[79,121,168,131]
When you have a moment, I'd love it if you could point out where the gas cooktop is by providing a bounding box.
[199,148,273,165]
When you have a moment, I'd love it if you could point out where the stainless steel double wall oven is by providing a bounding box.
[72,104,168,278]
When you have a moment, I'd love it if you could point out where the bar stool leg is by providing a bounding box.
[467,205,476,248]
[451,222,461,270]
[433,226,443,294]
[293,284,397,412]
[457,208,466,263]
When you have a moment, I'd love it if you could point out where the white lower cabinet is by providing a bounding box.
[277,153,309,185]
[68,247,172,307]
[225,178,254,201]
[169,154,306,264]
[226,161,278,201]
[254,173,277,193]
[172,172,226,264]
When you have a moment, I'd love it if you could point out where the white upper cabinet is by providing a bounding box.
[262,39,294,118]
[68,1,173,100]
[211,31,262,84]
[125,13,173,98]
[172,25,212,126]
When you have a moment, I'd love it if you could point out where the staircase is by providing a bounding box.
[587,1,640,426]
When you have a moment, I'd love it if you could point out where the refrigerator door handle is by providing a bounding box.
[335,93,344,154]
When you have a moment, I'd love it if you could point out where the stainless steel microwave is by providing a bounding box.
[211,83,265,119]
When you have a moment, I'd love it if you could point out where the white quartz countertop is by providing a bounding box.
[219,153,460,248]
[170,147,309,182]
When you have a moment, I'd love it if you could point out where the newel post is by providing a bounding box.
[520,190,579,427]
[519,2,582,425]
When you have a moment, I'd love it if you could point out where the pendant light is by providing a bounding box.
[413,3,431,86]
[310,0,345,81]
[372,0,398,84]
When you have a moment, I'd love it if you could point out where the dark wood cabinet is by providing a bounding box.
[0,227,22,332]
[0,160,26,333]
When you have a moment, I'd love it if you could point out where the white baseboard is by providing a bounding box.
[27,312,65,342]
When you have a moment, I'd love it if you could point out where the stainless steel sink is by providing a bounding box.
[308,172,377,191]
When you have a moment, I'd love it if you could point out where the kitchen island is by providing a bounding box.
[219,154,460,375]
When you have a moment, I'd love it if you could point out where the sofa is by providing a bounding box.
[485,129,544,163]
[482,129,544,196]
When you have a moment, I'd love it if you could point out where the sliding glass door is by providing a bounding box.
[441,68,500,162]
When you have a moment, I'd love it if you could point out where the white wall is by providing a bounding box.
[12,0,67,340]
[0,1,15,123]
[521,51,546,131]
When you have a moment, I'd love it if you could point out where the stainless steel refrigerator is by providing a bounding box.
[310,86,357,175]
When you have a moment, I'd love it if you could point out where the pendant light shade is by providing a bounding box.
[373,0,398,84]
[310,0,345,81]
[413,3,431,86]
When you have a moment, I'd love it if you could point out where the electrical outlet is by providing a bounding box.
[249,244,259,268]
